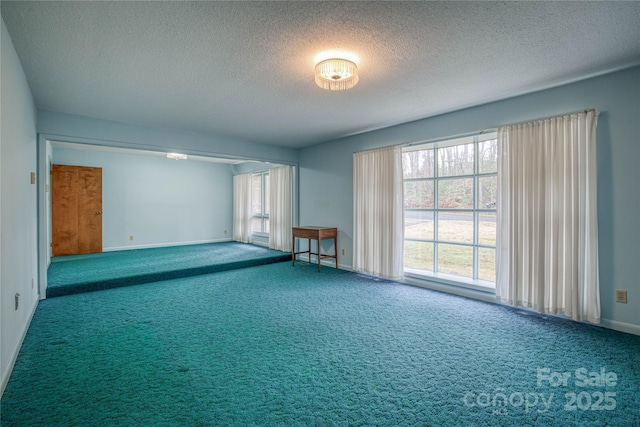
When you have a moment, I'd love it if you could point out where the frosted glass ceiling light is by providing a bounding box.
[315,58,359,91]
[167,152,188,160]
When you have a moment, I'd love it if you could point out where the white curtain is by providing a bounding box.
[496,110,600,323]
[353,145,404,279]
[269,166,292,252]
[232,173,253,243]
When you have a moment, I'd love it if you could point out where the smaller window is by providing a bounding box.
[251,172,269,235]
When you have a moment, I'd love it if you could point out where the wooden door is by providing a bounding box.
[51,164,103,256]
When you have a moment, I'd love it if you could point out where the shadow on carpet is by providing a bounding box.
[47,242,291,297]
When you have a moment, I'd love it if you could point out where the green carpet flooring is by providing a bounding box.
[47,242,291,297]
[3,262,639,426]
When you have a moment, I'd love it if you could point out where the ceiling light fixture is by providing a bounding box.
[314,58,359,91]
[167,152,188,160]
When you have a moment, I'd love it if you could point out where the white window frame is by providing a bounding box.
[252,171,269,237]
[403,132,497,289]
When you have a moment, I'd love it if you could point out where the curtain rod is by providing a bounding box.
[355,108,596,153]
[403,129,494,149]
[353,129,492,154]
[498,108,597,130]
[352,129,496,154]
[233,165,291,176]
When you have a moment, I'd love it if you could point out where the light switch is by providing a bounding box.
[30,172,36,184]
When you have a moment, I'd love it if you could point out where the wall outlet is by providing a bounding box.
[31,278,34,289]
[15,293,20,310]
[224,229,228,234]
[129,235,134,241]
[30,172,36,184]
[341,248,345,256]
[615,290,627,304]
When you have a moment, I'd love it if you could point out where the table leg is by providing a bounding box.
[335,235,338,268]
[291,235,295,266]
[317,237,321,272]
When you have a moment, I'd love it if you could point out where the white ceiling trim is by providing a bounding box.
[50,141,252,165]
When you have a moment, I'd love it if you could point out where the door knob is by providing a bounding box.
[96,211,102,215]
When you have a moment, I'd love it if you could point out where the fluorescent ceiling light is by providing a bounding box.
[167,152,188,160]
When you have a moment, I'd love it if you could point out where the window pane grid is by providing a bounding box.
[403,133,497,285]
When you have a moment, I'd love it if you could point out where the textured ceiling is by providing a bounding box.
[2,1,640,148]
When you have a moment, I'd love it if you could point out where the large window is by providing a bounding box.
[251,172,269,235]
[403,132,497,286]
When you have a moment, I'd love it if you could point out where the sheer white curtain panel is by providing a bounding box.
[496,110,600,323]
[269,166,292,252]
[233,173,253,244]
[353,145,404,279]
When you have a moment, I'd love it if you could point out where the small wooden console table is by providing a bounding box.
[292,226,338,271]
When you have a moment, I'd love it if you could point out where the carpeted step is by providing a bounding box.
[46,242,292,298]
[47,254,291,297]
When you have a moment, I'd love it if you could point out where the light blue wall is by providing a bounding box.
[1,17,38,394]
[298,66,640,332]
[38,110,298,165]
[52,148,234,250]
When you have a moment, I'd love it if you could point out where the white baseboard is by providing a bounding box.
[103,238,232,252]
[295,254,352,271]
[599,318,640,336]
[250,240,269,248]
[1,297,38,397]
[384,273,640,336]
[337,262,353,271]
